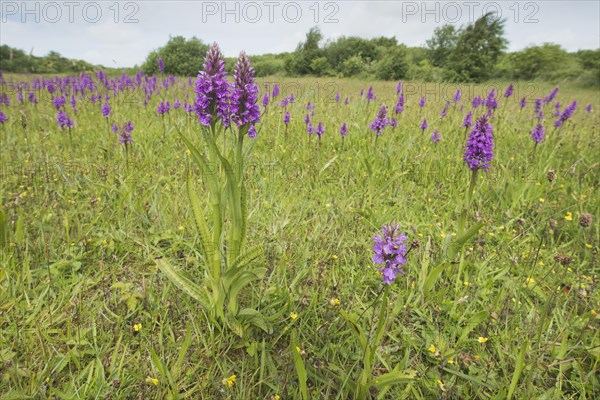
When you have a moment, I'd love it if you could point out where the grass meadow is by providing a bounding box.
[0,74,599,399]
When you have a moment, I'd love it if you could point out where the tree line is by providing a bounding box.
[1,13,598,85]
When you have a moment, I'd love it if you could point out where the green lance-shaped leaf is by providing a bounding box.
[446,222,484,260]
[175,127,222,262]
[458,310,489,343]
[423,263,451,293]
[369,369,417,390]
[186,172,217,277]
[508,340,528,399]
[236,308,272,334]
[339,310,368,352]
[215,151,244,264]
[224,246,263,279]
[291,330,309,400]
[226,268,267,315]
[155,257,210,311]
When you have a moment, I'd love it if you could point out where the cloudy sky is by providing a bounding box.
[1,1,599,67]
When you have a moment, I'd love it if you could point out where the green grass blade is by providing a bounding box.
[507,340,528,399]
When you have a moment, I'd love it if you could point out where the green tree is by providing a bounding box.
[448,13,507,82]
[374,46,409,80]
[426,25,458,67]
[340,55,366,77]
[324,36,379,70]
[509,43,568,80]
[285,27,324,75]
[142,36,209,76]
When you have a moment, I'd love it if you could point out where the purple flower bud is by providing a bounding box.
[530,122,545,144]
[271,84,280,98]
[370,104,390,136]
[53,96,66,110]
[157,101,170,115]
[534,98,543,113]
[504,83,514,98]
[0,111,7,124]
[316,122,325,137]
[344,97,349,106]
[586,104,592,112]
[230,51,258,126]
[486,89,497,110]
[340,122,348,137]
[284,111,291,125]
[335,92,340,102]
[194,42,230,126]
[372,224,409,284]
[262,92,269,107]
[431,129,441,143]
[158,57,165,74]
[419,96,426,108]
[366,86,375,101]
[544,87,559,104]
[453,90,462,103]
[248,125,257,139]
[396,81,403,94]
[462,111,473,128]
[554,100,577,127]
[464,115,494,172]
[101,102,111,117]
[519,97,526,108]
[420,118,428,131]
[56,111,74,128]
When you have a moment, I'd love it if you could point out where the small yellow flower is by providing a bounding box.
[525,277,535,284]
[146,377,159,385]
[440,232,446,239]
[185,149,191,156]
[428,344,436,353]
[418,233,423,237]
[580,194,587,201]
[464,281,471,286]
[331,255,338,260]
[539,198,545,203]
[133,323,142,332]
[437,379,447,392]
[585,243,592,249]
[178,225,184,231]
[290,312,297,320]
[472,355,480,360]
[271,396,281,400]
[539,261,544,266]
[222,374,236,388]
[329,298,341,306]
[565,212,573,221]
[478,337,489,343]
[591,310,597,317]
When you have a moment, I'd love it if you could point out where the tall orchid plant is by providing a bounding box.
[156,43,269,336]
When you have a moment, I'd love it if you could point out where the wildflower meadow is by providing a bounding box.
[0,44,599,399]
